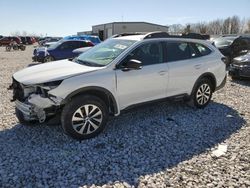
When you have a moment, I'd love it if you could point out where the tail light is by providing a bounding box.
[87,41,94,46]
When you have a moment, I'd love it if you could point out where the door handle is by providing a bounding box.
[194,64,202,69]
[158,71,167,75]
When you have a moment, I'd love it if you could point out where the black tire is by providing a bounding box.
[6,46,11,51]
[61,95,108,140]
[13,45,19,50]
[187,78,213,108]
[43,55,54,63]
[20,45,26,51]
[15,108,37,126]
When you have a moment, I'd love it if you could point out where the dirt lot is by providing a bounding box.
[0,45,249,187]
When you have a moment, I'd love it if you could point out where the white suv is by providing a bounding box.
[10,32,227,140]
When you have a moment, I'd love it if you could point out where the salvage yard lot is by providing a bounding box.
[0,46,250,187]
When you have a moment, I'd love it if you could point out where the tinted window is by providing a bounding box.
[166,42,190,62]
[195,43,211,56]
[122,42,163,66]
[60,42,75,49]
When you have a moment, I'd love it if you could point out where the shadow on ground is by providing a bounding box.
[0,101,246,187]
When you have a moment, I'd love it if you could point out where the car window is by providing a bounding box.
[166,42,190,62]
[79,41,88,48]
[122,42,163,66]
[195,43,211,56]
[189,43,200,58]
[60,42,74,50]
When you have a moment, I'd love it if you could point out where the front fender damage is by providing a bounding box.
[17,94,63,123]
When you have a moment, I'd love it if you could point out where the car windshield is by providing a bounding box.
[214,37,236,47]
[75,39,136,66]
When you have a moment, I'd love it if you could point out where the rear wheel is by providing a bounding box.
[188,78,213,108]
[61,95,108,140]
[6,45,11,51]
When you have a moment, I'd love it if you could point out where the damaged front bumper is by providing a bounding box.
[15,94,62,123]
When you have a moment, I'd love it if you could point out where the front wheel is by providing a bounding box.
[61,95,108,140]
[188,78,213,108]
[44,55,54,63]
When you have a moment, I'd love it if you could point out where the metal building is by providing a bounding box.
[78,22,169,40]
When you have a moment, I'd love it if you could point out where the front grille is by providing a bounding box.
[12,78,25,102]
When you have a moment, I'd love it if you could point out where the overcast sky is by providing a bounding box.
[0,0,249,36]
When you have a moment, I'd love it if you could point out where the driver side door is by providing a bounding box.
[115,41,168,110]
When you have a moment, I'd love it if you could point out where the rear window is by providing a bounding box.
[195,43,211,56]
[166,42,190,62]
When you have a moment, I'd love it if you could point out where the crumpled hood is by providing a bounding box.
[13,59,103,85]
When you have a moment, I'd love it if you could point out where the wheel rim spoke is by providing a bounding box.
[196,84,211,105]
[91,110,102,118]
[72,104,103,135]
[78,121,88,134]
[72,122,84,130]
[88,120,99,131]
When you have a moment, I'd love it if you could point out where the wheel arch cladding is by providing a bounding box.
[193,73,217,93]
[63,86,118,115]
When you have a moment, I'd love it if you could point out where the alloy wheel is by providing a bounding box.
[71,104,103,135]
[196,83,211,105]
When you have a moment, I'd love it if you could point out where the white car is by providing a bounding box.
[10,32,227,140]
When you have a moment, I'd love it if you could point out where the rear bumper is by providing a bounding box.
[229,64,250,78]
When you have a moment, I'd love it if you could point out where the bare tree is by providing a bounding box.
[245,19,250,33]
[230,15,240,34]
[22,31,27,36]
[10,30,21,36]
[222,17,231,34]
[207,19,223,35]
[184,24,191,34]
[168,24,184,34]
[196,22,208,34]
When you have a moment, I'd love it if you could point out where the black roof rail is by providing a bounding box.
[143,31,170,39]
[111,32,146,38]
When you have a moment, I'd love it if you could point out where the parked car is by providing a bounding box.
[33,40,94,62]
[64,35,101,45]
[39,37,62,46]
[229,51,250,79]
[11,31,226,140]
[0,36,22,46]
[25,36,36,45]
[20,36,28,44]
[72,46,93,57]
[213,36,250,63]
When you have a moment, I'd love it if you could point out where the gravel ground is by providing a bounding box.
[0,46,249,188]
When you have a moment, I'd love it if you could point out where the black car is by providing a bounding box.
[229,52,250,79]
[20,36,28,44]
[213,36,250,63]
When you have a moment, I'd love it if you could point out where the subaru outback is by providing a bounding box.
[10,32,227,140]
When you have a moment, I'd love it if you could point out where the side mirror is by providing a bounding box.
[122,59,142,71]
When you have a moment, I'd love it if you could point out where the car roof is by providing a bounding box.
[62,39,90,42]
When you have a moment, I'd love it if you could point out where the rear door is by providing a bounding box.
[54,41,76,60]
[166,41,212,96]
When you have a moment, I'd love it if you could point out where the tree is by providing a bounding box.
[230,15,240,34]
[168,24,184,34]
